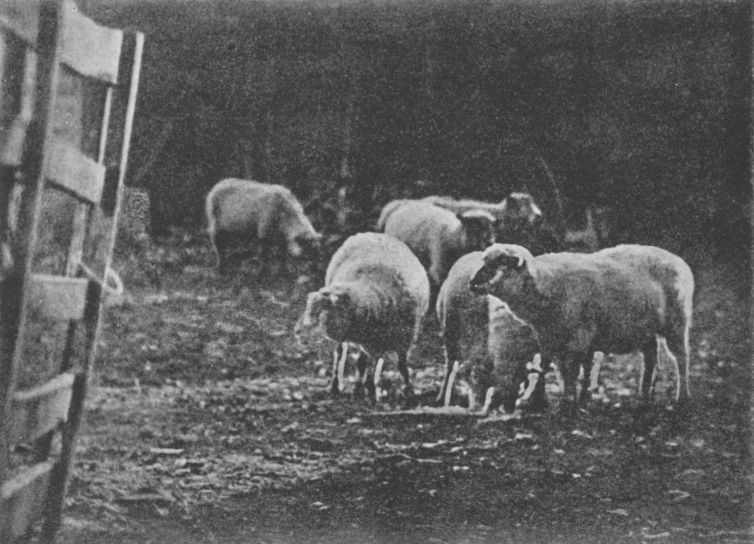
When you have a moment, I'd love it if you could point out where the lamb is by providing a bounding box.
[205,178,322,274]
[381,200,495,289]
[468,243,694,411]
[423,192,562,254]
[436,251,544,414]
[294,232,430,400]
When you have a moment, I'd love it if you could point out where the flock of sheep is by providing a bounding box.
[206,177,695,416]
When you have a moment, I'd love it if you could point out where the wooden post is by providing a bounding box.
[0,0,66,485]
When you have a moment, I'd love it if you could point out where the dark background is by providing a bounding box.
[85,0,750,267]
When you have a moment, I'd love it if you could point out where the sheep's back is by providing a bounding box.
[376,199,414,231]
[530,252,668,352]
[597,244,694,320]
[210,179,316,244]
[207,179,281,235]
[326,233,429,312]
[383,201,461,267]
[422,196,506,219]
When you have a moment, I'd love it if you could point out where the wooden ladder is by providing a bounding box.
[0,0,143,541]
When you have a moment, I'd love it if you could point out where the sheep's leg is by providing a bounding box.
[330,342,349,396]
[356,351,376,400]
[590,352,605,392]
[476,386,495,414]
[579,353,594,404]
[353,350,371,400]
[560,353,583,414]
[444,360,461,408]
[213,230,235,274]
[526,353,550,411]
[517,360,543,409]
[437,342,460,405]
[373,357,386,400]
[396,351,413,398]
[640,336,659,402]
[664,331,691,402]
[436,353,453,405]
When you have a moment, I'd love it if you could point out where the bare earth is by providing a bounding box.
[56,236,752,544]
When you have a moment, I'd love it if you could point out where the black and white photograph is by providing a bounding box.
[0,0,751,542]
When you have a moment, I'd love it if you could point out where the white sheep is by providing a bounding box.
[423,192,562,254]
[205,178,322,274]
[422,192,536,220]
[295,232,430,400]
[381,200,495,288]
[469,243,694,410]
[436,251,543,414]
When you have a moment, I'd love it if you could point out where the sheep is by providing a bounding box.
[294,232,430,400]
[423,192,562,254]
[205,178,322,274]
[468,243,694,411]
[381,200,495,289]
[422,192,538,222]
[436,251,544,414]
[375,198,414,232]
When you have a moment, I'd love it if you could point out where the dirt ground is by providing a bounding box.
[55,234,752,544]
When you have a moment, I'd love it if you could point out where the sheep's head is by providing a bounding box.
[294,287,353,339]
[469,244,534,298]
[501,192,542,225]
[457,209,496,250]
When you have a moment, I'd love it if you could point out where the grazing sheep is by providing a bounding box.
[436,251,543,413]
[382,200,495,289]
[205,178,322,274]
[294,232,430,399]
[469,243,694,410]
[423,192,562,254]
